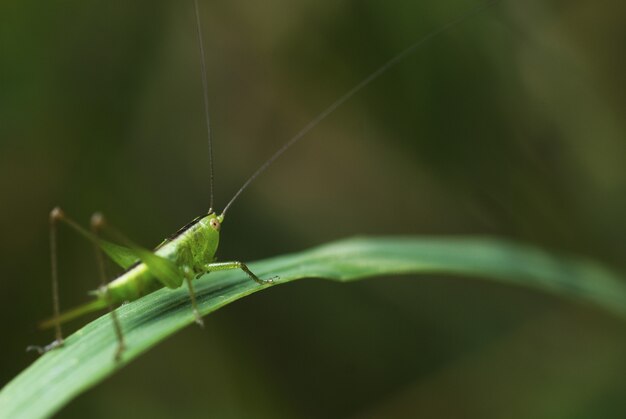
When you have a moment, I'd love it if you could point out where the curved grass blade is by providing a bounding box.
[1,236,625,418]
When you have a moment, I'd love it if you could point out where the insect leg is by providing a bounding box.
[93,214,184,289]
[204,261,277,285]
[29,206,101,355]
[33,207,66,353]
[91,213,126,361]
[183,266,204,327]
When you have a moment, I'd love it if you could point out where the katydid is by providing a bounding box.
[30,0,499,361]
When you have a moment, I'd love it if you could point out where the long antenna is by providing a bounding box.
[221,0,500,216]
[194,0,215,211]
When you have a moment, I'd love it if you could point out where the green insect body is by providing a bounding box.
[106,213,222,302]
[39,211,267,332]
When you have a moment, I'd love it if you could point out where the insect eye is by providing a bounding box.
[209,218,220,231]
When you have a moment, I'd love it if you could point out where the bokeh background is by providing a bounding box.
[1,0,625,417]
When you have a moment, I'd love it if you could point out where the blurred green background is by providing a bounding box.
[1,0,625,417]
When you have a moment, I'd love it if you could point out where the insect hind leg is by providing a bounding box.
[27,208,128,361]
[91,213,126,361]
[27,207,67,355]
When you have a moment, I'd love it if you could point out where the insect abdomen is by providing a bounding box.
[106,263,166,303]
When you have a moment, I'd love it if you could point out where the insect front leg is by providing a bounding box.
[204,261,277,285]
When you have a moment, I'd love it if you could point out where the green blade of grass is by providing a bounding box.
[2,236,625,418]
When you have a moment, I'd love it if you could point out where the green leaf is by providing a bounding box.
[1,236,625,418]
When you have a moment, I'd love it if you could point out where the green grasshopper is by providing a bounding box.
[30,0,499,361]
